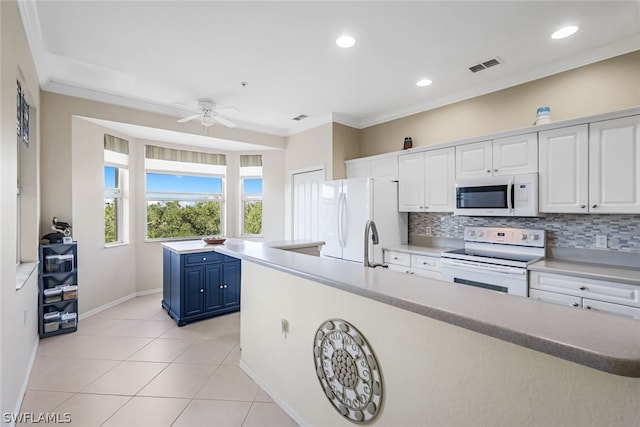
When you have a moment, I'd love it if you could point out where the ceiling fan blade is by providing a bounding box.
[213,115,236,128]
[177,114,202,123]
[214,107,239,115]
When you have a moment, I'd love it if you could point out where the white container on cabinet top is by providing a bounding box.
[455,133,538,179]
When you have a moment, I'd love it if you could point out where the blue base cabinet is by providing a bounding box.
[162,249,241,326]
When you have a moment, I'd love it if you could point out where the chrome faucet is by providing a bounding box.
[364,220,387,268]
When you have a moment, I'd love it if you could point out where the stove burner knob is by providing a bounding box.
[467,230,475,237]
[521,234,528,240]
[529,234,539,241]
[477,231,484,237]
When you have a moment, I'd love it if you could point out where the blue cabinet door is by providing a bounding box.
[204,264,223,312]
[222,260,241,308]
[184,267,204,316]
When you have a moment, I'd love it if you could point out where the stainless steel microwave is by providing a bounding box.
[454,173,540,217]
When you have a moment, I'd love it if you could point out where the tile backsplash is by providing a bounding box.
[409,213,640,253]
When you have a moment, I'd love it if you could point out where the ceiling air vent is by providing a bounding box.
[292,114,309,121]
[469,57,502,73]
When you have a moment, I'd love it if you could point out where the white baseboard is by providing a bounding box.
[11,336,39,427]
[239,360,308,427]
[78,289,162,320]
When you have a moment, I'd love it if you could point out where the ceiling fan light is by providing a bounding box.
[201,113,215,127]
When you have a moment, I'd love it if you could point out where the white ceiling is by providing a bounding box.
[19,1,640,137]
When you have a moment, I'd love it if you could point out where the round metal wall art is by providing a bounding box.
[313,319,383,423]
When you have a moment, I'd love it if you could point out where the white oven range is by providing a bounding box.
[441,227,546,297]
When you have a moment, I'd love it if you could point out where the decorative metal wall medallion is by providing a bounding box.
[313,319,383,423]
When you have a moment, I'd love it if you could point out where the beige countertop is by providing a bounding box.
[383,244,456,257]
[162,238,325,255]
[215,239,640,377]
[529,258,640,286]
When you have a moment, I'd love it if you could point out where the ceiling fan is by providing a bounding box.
[177,98,238,128]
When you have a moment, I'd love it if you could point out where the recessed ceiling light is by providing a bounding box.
[416,79,432,87]
[336,35,356,48]
[551,25,579,40]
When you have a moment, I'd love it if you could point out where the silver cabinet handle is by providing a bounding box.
[486,170,491,173]
[200,289,204,293]
[580,205,586,208]
[592,204,597,208]
[494,169,498,172]
[202,257,207,261]
[586,305,592,310]
[572,303,579,307]
[224,285,228,288]
[579,286,587,291]
[219,285,223,289]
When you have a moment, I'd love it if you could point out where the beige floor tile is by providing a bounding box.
[222,343,241,365]
[51,393,130,427]
[174,340,237,365]
[138,363,218,398]
[159,313,240,342]
[254,388,274,403]
[101,396,189,427]
[172,399,251,427]
[37,335,153,360]
[27,358,119,392]
[242,402,299,427]
[127,338,194,362]
[76,318,176,338]
[19,390,74,413]
[81,361,167,395]
[196,365,259,401]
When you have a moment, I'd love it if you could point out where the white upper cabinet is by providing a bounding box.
[398,148,455,212]
[539,125,589,213]
[589,115,640,213]
[455,140,492,179]
[346,153,398,181]
[455,133,537,179]
[539,115,640,214]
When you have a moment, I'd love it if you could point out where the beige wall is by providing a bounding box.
[360,50,640,156]
[1,0,41,418]
[332,122,360,180]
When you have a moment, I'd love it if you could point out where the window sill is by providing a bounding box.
[104,242,129,249]
[16,261,39,290]
[144,237,203,243]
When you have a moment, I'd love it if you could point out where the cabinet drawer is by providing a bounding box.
[184,252,221,265]
[529,289,582,308]
[384,251,410,267]
[583,299,640,320]
[530,271,640,308]
[411,255,441,272]
[387,264,411,274]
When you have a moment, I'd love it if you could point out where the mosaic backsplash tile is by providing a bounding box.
[409,213,640,253]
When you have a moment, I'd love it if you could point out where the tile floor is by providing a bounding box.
[20,294,298,427]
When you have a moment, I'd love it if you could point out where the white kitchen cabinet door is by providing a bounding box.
[492,133,538,176]
[529,289,581,308]
[346,159,372,179]
[455,140,492,179]
[371,155,398,181]
[538,124,589,213]
[424,148,455,212]
[398,152,426,212]
[589,115,640,214]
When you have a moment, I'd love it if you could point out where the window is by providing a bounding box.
[145,145,226,240]
[240,155,263,236]
[104,135,129,245]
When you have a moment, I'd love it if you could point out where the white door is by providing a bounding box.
[455,140,493,179]
[538,125,589,213]
[492,133,538,176]
[398,152,425,212]
[424,148,455,212]
[342,178,371,263]
[292,169,324,241]
[589,115,640,213]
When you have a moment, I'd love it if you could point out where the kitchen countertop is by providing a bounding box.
[215,239,640,377]
[383,244,456,256]
[162,239,325,255]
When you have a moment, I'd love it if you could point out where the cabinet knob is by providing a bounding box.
[486,170,491,173]
[219,285,223,289]
[224,285,228,288]
[200,289,204,293]
[580,205,586,209]
[592,204,597,208]
[586,305,592,310]
[202,257,207,261]
[494,169,498,172]
[579,286,587,291]
[572,303,579,307]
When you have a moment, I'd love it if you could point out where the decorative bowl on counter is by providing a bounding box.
[203,236,226,245]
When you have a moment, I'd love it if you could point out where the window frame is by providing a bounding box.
[240,176,263,237]
[144,170,226,241]
[104,163,127,246]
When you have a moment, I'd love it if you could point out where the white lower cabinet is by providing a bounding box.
[384,250,443,280]
[529,271,640,319]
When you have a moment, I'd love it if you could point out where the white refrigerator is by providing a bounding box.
[320,178,408,264]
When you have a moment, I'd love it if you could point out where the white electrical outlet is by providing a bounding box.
[425,226,432,235]
[595,235,608,248]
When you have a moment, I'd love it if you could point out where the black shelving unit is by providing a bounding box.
[38,242,78,338]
